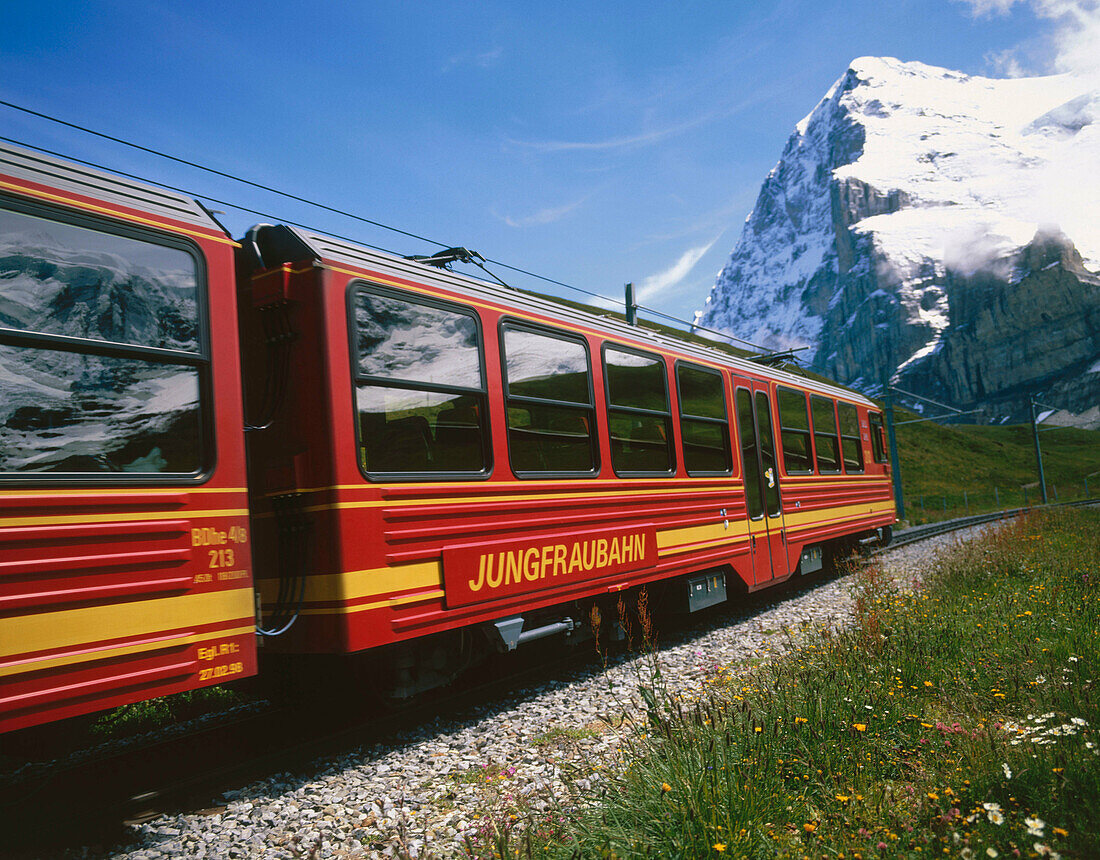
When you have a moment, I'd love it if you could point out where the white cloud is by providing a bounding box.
[957,0,1027,15]
[960,0,1100,84]
[985,47,1029,77]
[499,195,588,227]
[442,47,504,72]
[506,113,716,154]
[636,237,720,303]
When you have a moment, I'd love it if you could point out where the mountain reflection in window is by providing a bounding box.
[0,346,201,473]
[355,292,481,388]
[502,327,596,475]
[353,288,488,476]
[0,205,205,476]
[0,208,199,352]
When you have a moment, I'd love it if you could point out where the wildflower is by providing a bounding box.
[1002,763,1013,779]
[804,822,817,832]
[1026,816,1046,836]
[836,794,850,802]
[795,716,808,724]
[927,792,938,801]
[924,681,934,687]
[983,802,1004,825]
[986,849,999,857]
[661,782,672,793]
[1052,827,1068,837]
[853,723,867,732]
[713,844,726,853]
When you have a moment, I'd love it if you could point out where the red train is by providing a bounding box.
[0,142,895,734]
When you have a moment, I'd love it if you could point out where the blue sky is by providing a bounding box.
[0,0,1072,327]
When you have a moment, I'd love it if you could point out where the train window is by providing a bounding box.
[501,324,597,475]
[810,395,841,473]
[869,411,888,463]
[838,402,864,473]
[735,389,763,519]
[755,391,782,516]
[676,363,731,475]
[777,386,813,474]
[352,287,489,476]
[0,204,208,476]
[604,346,673,475]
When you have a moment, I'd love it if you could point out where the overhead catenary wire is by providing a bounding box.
[0,99,764,349]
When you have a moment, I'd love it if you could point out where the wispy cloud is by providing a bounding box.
[499,195,589,227]
[442,47,504,72]
[506,81,780,155]
[636,236,721,303]
[959,0,1100,84]
[506,111,719,154]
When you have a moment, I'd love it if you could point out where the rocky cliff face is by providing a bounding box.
[696,57,1100,425]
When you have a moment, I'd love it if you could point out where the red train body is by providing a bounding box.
[0,143,895,733]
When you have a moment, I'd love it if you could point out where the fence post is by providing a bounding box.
[1053,484,1059,502]
[1024,486,1029,505]
[964,490,969,514]
[995,486,999,507]
[920,495,925,514]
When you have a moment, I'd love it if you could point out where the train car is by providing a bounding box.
[0,144,257,733]
[239,225,896,698]
[0,139,895,732]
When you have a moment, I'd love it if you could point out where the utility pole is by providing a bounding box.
[883,388,905,520]
[624,282,637,326]
[1029,396,1048,505]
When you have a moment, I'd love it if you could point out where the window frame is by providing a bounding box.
[869,411,889,464]
[674,360,732,477]
[347,281,492,482]
[776,385,815,475]
[0,192,215,485]
[837,401,865,474]
[601,342,675,478]
[498,318,599,479]
[810,394,842,475]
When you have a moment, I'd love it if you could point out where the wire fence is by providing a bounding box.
[904,481,1096,525]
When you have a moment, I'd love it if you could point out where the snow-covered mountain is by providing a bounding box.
[696,57,1100,423]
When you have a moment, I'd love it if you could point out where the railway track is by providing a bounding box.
[3,500,1094,855]
[880,497,1098,553]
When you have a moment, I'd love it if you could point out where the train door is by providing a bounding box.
[733,379,789,586]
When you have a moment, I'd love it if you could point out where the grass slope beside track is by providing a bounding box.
[894,419,1099,524]
[503,506,1100,860]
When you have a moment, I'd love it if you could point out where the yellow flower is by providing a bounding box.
[795,716,808,724]
[804,823,817,832]
[836,794,850,802]
[927,792,939,801]
[924,681,934,687]
[853,723,867,732]
[1053,827,1068,837]
[713,844,727,853]
[661,782,672,793]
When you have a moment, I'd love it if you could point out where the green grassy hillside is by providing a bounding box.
[894,417,1099,524]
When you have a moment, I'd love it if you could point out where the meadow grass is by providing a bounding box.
[503,507,1100,859]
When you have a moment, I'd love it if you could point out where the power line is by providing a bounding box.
[0,99,760,347]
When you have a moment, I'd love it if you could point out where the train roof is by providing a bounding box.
[0,141,227,233]
[252,223,877,409]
